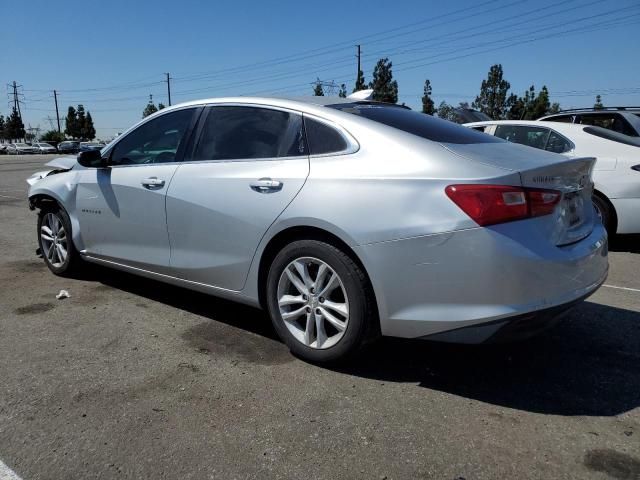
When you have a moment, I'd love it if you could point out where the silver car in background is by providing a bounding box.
[27,96,608,363]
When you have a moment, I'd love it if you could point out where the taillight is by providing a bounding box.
[445,184,561,226]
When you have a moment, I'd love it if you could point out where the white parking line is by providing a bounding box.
[0,194,20,200]
[0,460,23,480]
[603,284,640,293]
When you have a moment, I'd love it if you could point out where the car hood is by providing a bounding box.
[46,156,77,170]
[26,156,77,186]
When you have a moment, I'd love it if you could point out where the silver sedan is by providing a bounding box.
[27,95,608,363]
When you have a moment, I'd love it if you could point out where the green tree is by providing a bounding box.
[369,58,398,103]
[76,105,87,138]
[472,64,511,119]
[529,86,552,119]
[436,101,457,122]
[353,69,366,92]
[0,115,5,140]
[421,79,435,115]
[158,103,166,110]
[41,130,66,143]
[84,112,96,140]
[594,95,604,110]
[143,101,158,118]
[313,82,324,96]
[5,107,25,140]
[64,106,78,138]
[338,84,347,98]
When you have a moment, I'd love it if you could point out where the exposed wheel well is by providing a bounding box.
[257,226,378,324]
[29,194,59,211]
[593,189,618,233]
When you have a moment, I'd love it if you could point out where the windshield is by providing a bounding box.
[327,102,502,144]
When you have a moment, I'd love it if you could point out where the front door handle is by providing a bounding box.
[141,177,166,189]
[250,178,283,193]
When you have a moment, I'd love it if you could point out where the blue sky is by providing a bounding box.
[3,0,639,139]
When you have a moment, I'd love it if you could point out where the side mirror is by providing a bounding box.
[77,149,108,168]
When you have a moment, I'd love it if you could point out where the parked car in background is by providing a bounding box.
[56,141,80,154]
[79,142,105,152]
[26,95,608,363]
[540,107,640,137]
[0,144,6,154]
[6,143,38,154]
[32,142,57,154]
[465,120,640,235]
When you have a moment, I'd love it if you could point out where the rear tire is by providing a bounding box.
[266,240,377,364]
[37,204,83,276]
[592,194,615,236]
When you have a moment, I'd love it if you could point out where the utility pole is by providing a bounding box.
[53,90,61,133]
[12,81,22,118]
[356,45,361,78]
[165,73,172,106]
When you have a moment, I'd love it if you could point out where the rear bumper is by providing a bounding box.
[355,221,608,341]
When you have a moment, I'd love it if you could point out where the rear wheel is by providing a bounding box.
[592,194,615,235]
[266,240,377,364]
[37,205,82,276]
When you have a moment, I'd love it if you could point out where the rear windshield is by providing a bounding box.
[327,102,502,144]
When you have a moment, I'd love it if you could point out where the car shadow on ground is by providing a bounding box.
[82,265,640,417]
[610,234,640,254]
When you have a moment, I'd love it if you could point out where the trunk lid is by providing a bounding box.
[443,142,596,245]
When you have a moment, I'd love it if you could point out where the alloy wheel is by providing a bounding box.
[40,212,68,268]
[277,257,349,349]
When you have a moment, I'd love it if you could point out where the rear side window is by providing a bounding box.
[494,125,550,150]
[193,106,306,161]
[545,130,573,153]
[328,103,502,144]
[304,117,348,155]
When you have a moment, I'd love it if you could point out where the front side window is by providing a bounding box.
[110,108,195,166]
[193,106,306,161]
[494,125,550,150]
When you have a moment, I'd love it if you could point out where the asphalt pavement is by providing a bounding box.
[0,154,639,479]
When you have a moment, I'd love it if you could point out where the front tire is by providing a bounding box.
[37,205,82,276]
[266,240,377,364]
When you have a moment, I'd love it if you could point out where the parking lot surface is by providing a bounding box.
[1,155,639,480]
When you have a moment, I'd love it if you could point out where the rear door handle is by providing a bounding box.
[141,177,166,189]
[250,178,283,193]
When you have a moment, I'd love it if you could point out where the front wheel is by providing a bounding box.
[37,205,82,276]
[266,240,377,364]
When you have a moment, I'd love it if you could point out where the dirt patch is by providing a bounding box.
[14,302,55,315]
[3,260,45,274]
[584,449,640,479]
[182,321,292,366]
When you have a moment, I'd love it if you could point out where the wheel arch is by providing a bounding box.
[593,188,618,234]
[256,225,380,331]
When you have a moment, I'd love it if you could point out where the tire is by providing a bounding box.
[266,240,378,364]
[37,204,83,276]
[592,194,615,236]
